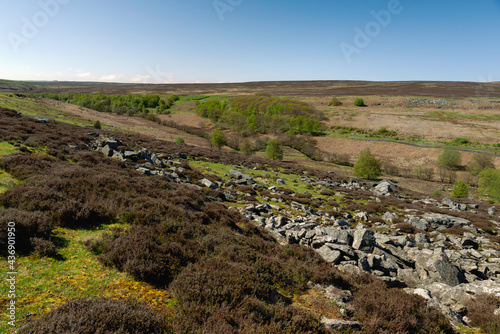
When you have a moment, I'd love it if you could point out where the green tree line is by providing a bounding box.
[33,92,179,115]
[196,94,326,136]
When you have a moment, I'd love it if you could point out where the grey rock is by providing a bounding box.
[415,233,430,244]
[229,169,256,185]
[407,216,429,231]
[201,178,218,189]
[276,178,285,185]
[317,246,342,264]
[382,211,399,223]
[462,233,479,250]
[352,229,375,253]
[136,167,151,175]
[489,206,498,215]
[321,318,361,332]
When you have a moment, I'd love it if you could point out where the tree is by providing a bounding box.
[467,153,495,175]
[353,149,381,179]
[93,120,101,129]
[451,180,469,198]
[240,140,253,155]
[175,137,185,144]
[479,168,500,203]
[354,98,365,107]
[437,149,461,170]
[265,139,283,161]
[210,130,227,150]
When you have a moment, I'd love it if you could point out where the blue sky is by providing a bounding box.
[0,0,499,83]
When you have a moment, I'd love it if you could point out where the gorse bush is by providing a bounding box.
[354,97,365,106]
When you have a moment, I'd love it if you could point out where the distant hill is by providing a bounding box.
[2,79,500,98]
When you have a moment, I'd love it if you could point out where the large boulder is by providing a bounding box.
[321,318,361,332]
[229,169,256,185]
[352,229,375,253]
[317,246,342,264]
[411,248,466,287]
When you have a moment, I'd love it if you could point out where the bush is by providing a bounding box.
[479,168,500,203]
[353,149,381,179]
[451,180,469,198]
[0,209,53,256]
[352,280,453,333]
[467,294,500,334]
[468,153,495,175]
[328,97,342,106]
[354,97,365,106]
[240,140,253,155]
[210,130,227,150]
[18,298,170,334]
[265,139,283,161]
[93,120,101,129]
[437,149,461,170]
[176,137,185,144]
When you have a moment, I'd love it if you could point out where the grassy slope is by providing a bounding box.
[0,224,174,334]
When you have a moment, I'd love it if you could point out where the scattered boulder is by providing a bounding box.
[229,169,256,185]
[201,178,218,189]
[352,229,375,253]
[321,318,361,332]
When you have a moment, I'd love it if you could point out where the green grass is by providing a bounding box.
[0,224,174,333]
[0,93,94,127]
[0,142,20,193]
[423,110,500,121]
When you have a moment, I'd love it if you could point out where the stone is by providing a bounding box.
[229,169,256,185]
[382,211,399,223]
[150,152,165,168]
[398,269,421,288]
[374,180,399,195]
[407,216,429,231]
[352,229,375,253]
[136,167,151,175]
[462,233,479,250]
[321,318,361,332]
[489,206,498,216]
[317,246,342,264]
[201,178,218,189]
[276,178,285,185]
[415,233,430,244]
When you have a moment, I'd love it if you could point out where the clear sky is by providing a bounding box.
[0,0,499,83]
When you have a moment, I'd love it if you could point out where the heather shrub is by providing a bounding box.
[352,280,453,333]
[18,298,170,334]
[0,209,53,256]
[466,294,500,334]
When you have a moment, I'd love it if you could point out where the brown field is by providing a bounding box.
[10,79,500,98]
